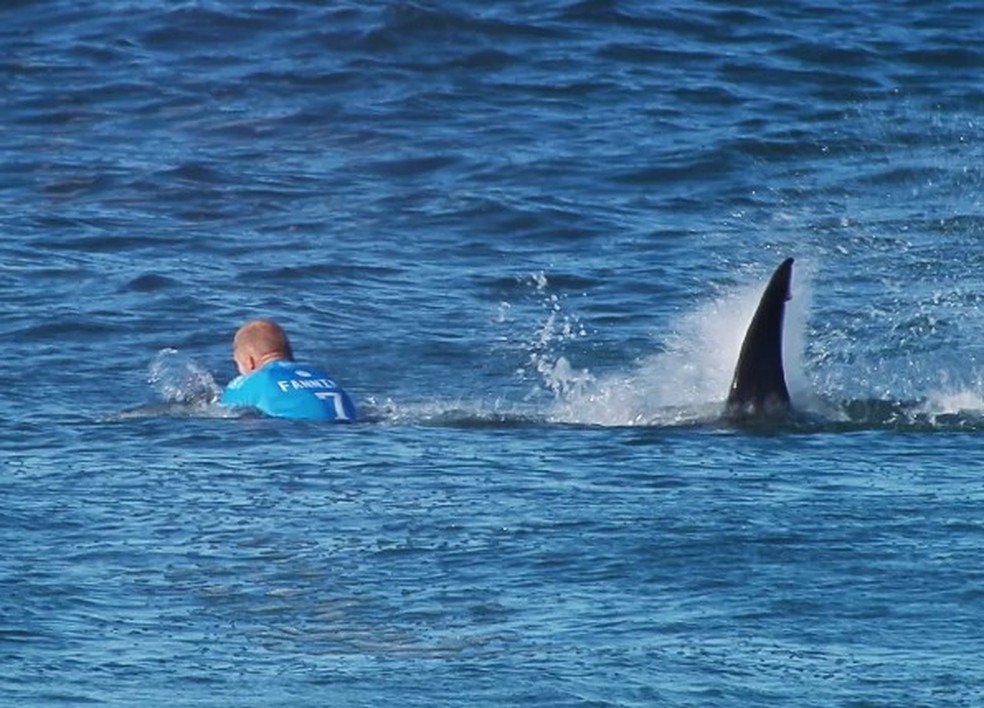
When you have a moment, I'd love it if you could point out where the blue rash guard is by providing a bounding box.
[221,359,357,422]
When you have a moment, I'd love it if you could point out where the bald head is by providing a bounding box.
[232,319,294,374]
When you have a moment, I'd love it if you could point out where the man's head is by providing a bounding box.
[232,319,295,374]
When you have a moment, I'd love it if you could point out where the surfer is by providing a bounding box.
[221,318,357,422]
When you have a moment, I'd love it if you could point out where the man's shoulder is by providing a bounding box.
[269,360,335,381]
[221,372,261,407]
[225,373,249,391]
[275,360,324,373]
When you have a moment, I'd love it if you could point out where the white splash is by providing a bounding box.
[148,348,222,405]
[919,372,984,417]
[515,271,592,401]
[542,263,815,426]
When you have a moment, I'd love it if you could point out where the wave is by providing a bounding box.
[354,394,984,434]
[109,375,984,434]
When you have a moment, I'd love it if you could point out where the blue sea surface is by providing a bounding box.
[2,1,983,706]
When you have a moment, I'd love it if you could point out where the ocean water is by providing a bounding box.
[2,1,983,705]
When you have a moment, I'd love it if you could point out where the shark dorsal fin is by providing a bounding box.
[725,258,794,418]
